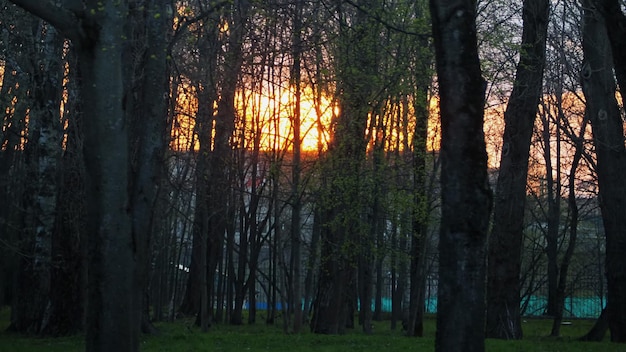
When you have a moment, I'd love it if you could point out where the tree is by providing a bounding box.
[597,0,626,93]
[4,2,135,350]
[125,0,172,335]
[549,104,588,336]
[47,47,87,334]
[311,0,382,334]
[302,6,332,323]
[6,1,171,350]
[429,0,493,351]
[289,0,304,333]
[9,17,64,335]
[581,0,626,342]
[175,0,250,327]
[486,0,549,339]
[177,1,221,323]
[406,1,434,337]
[219,0,250,326]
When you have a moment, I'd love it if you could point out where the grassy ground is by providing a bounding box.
[2,307,626,352]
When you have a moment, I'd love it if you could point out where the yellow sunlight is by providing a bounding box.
[170,82,335,153]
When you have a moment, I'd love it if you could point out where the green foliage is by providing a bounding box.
[2,308,626,351]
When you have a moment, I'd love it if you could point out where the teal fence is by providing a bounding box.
[521,296,605,318]
[366,296,604,318]
[249,296,604,319]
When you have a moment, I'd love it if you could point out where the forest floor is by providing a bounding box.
[1,307,626,351]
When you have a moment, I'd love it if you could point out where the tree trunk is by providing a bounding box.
[179,193,207,316]
[359,122,384,334]
[579,307,609,341]
[311,0,379,335]
[407,226,426,337]
[46,50,87,336]
[303,207,321,323]
[373,235,384,322]
[0,7,30,312]
[542,104,562,319]
[551,115,586,336]
[407,56,431,338]
[390,219,407,331]
[126,0,171,336]
[10,19,63,335]
[372,248,385,321]
[231,201,246,326]
[358,240,374,334]
[311,210,345,334]
[217,0,249,326]
[581,0,626,342]
[7,1,162,350]
[430,1,493,351]
[78,10,137,352]
[598,0,626,94]
[290,0,304,332]
[267,183,283,325]
[178,10,220,319]
[486,0,549,339]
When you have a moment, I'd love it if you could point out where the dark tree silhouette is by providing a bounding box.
[311,0,381,334]
[430,0,493,351]
[581,0,626,342]
[597,0,626,93]
[6,1,171,350]
[486,0,549,339]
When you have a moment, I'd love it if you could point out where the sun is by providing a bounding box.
[243,85,335,152]
[170,82,335,153]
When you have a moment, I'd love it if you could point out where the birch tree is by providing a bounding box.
[10,17,64,335]
[5,1,171,350]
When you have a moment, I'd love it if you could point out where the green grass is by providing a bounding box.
[2,307,626,352]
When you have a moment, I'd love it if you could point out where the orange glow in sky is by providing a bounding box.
[171,83,335,152]
[240,85,335,152]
